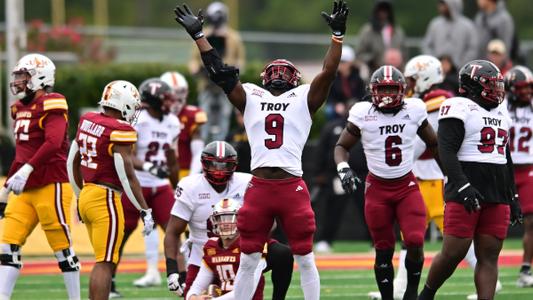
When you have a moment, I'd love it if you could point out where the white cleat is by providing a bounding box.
[466,280,502,299]
[314,241,333,254]
[367,291,382,300]
[517,272,533,287]
[133,271,162,288]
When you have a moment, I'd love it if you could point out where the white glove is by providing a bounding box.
[140,208,155,236]
[167,273,186,296]
[0,187,9,219]
[6,164,34,195]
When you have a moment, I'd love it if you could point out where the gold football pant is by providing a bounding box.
[417,179,444,232]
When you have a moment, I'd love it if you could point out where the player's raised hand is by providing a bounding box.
[140,208,156,236]
[457,183,483,213]
[337,162,360,194]
[510,194,523,226]
[321,0,349,37]
[174,3,205,40]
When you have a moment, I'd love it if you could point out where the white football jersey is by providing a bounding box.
[438,97,511,164]
[413,109,444,180]
[348,98,428,179]
[134,110,181,187]
[506,100,533,164]
[242,83,312,176]
[170,172,252,267]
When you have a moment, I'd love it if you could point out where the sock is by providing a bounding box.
[111,275,117,292]
[294,253,320,300]
[396,248,407,284]
[0,265,20,299]
[520,263,531,274]
[418,284,436,300]
[464,243,477,269]
[62,271,81,300]
[234,252,261,300]
[403,257,423,300]
[374,249,394,300]
[144,229,160,275]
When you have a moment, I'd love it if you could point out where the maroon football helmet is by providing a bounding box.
[370,65,407,110]
[260,59,301,91]
[459,60,505,107]
[201,141,238,186]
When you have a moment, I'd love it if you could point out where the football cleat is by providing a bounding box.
[133,270,162,287]
[516,272,533,288]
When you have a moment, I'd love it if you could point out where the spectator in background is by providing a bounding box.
[422,0,478,69]
[226,109,251,173]
[188,2,245,143]
[383,47,404,70]
[475,0,515,60]
[313,101,369,254]
[356,0,406,73]
[438,55,459,94]
[325,45,366,120]
[486,39,513,75]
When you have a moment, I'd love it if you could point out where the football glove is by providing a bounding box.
[6,163,33,195]
[167,271,187,296]
[140,208,156,236]
[207,284,222,297]
[510,194,523,226]
[174,4,205,40]
[337,162,361,194]
[0,187,8,219]
[321,0,349,37]
[143,162,169,179]
[457,183,483,213]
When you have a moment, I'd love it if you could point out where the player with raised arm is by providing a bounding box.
[67,80,156,300]
[173,1,348,298]
[0,53,80,300]
[504,66,533,287]
[335,65,440,300]
[111,78,181,295]
[164,141,293,299]
[187,198,266,300]
[161,71,207,178]
[418,60,522,300]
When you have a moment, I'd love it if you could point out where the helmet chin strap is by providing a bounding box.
[20,89,36,105]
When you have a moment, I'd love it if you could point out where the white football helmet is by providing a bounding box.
[10,53,56,99]
[161,71,189,114]
[404,55,444,95]
[210,198,241,239]
[99,80,141,124]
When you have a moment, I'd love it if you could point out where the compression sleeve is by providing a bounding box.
[66,141,81,198]
[113,152,142,211]
[438,118,468,187]
[186,262,214,300]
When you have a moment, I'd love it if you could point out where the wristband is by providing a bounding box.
[337,162,350,172]
[193,31,205,40]
[458,182,470,193]
[166,257,179,276]
[332,35,344,43]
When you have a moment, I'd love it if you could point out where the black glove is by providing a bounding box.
[337,162,361,194]
[174,4,205,40]
[510,194,523,226]
[0,203,6,219]
[321,0,349,37]
[456,183,483,213]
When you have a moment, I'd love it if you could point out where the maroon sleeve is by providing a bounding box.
[28,112,68,167]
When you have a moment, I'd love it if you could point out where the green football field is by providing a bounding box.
[9,240,533,299]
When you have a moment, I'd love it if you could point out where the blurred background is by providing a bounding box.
[0,0,532,251]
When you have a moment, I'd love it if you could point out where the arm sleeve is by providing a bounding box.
[28,112,67,167]
[66,140,81,197]
[438,118,468,187]
[186,262,214,299]
[505,144,517,197]
[214,259,267,300]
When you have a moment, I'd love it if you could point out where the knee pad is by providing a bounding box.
[239,252,261,273]
[375,248,394,268]
[0,244,22,269]
[56,247,80,272]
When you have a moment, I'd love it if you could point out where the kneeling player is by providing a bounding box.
[188,198,265,299]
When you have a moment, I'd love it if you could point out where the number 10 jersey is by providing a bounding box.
[242,83,312,176]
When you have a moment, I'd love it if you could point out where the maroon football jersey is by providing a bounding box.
[7,92,69,189]
[177,105,206,169]
[202,237,264,299]
[75,112,137,188]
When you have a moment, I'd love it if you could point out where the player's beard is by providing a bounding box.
[20,89,36,105]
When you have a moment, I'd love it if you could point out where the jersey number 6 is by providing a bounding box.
[385,135,402,166]
[264,114,284,149]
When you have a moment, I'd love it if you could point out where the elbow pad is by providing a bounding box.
[201,49,240,94]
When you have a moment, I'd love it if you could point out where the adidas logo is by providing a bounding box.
[288,92,297,98]
[408,181,416,187]
[381,279,389,283]
[295,185,303,192]
[402,114,411,120]
[234,193,241,198]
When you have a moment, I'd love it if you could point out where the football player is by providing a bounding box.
[335,65,439,300]
[161,71,207,178]
[174,1,349,298]
[0,53,80,300]
[164,141,293,299]
[418,60,522,300]
[187,198,266,300]
[112,78,181,294]
[504,66,533,287]
[67,80,156,300]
